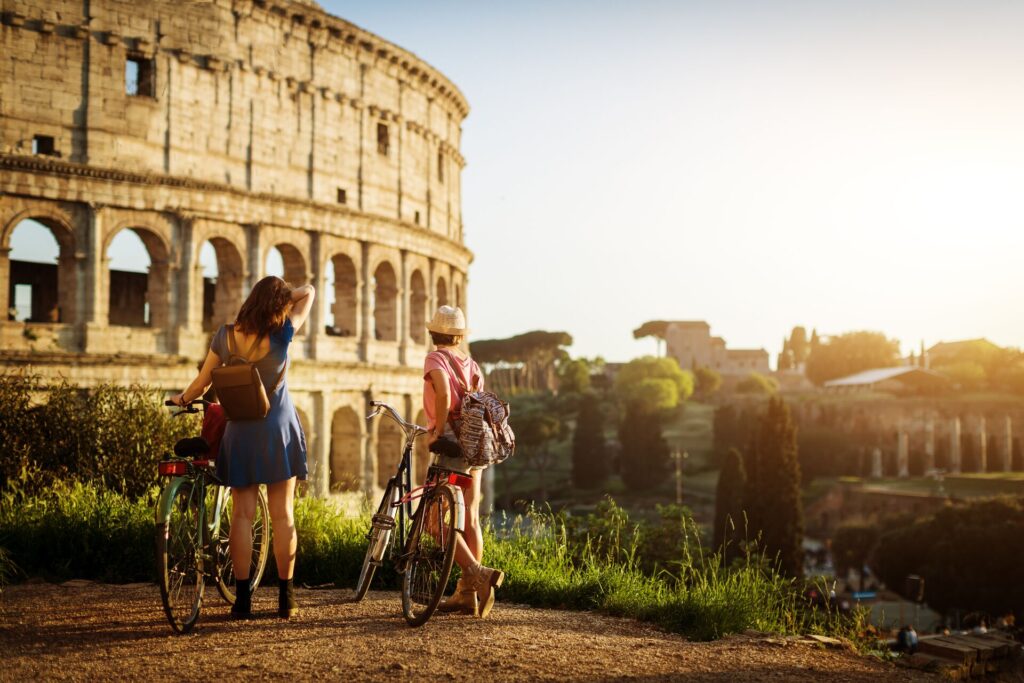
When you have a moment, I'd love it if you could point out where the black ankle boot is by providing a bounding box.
[278,577,298,619]
[231,577,252,619]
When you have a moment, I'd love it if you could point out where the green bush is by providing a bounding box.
[0,373,199,497]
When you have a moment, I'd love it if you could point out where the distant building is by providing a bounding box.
[823,366,951,394]
[633,320,770,376]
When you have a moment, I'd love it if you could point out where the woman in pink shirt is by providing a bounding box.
[423,305,504,618]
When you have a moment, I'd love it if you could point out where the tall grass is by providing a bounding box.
[0,479,865,643]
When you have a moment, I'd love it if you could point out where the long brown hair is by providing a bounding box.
[235,276,292,336]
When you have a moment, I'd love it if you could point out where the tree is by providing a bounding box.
[512,398,564,502]
[744,397,804,577]
[736,371,778,395]
[713,448,746,560]
[471,330,573,394]
[614,356,694,414]
[572,392,609,489]
[557,357,592,394]
[693,366,722,400]
[804,330,902,385]
[618,402,670,491]
[789,326,809,365]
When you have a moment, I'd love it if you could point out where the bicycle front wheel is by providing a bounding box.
[156,478,205,634]
[401,485,458,627]
[353,481,399,601]
[214,485,270,604]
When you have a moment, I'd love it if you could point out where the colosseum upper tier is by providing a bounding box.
[0,0,471,499]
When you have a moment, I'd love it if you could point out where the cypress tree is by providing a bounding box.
[572,392,609,489]
[744,397,804,577]
[619,402,670,491]
[713,447,747,560]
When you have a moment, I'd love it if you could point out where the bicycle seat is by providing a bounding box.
[174,437,210,458]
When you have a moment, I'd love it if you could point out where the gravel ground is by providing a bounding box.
[0,581,939,682]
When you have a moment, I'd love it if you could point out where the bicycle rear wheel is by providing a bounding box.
[156,478,205,634]
[401,485,458,627]
[214,485,270,604]
[353,481,399,601]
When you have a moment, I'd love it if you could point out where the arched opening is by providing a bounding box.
[200,238,244,332]
[6,219,68,323]
[435,276,448,308]
[325,253,357,337]
[265,244,308,286]
[330,406,362,492]
[413,410,430,484]
[409,270,427,345]
[376,415,404,489]
[372,261,398,342]
[107,227,169,328]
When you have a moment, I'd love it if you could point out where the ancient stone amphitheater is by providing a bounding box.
[0,0,471,500]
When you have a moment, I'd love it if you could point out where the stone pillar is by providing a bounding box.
[82,206,109,352]
[871,447,883,478]
[949,417,961,474]
[977,416,988,473]
[308,231,327,359]
[358,241,371,362]
[244,223,263,290]
[311,390,330,497]
[364,392,378,494]
[399,249,409,365]
[924,418,936,473]
[1003,416,1013,473]
[172,218,200,356]
[0,247,10,318]
[897,430,909,478]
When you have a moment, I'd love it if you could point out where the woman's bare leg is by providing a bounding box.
[230,486,258,580]
[267,477,297,580]
[454,470,484,569]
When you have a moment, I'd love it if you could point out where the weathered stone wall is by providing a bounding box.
[0,0,471,504]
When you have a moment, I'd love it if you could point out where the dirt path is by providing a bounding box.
[0,581,937,682]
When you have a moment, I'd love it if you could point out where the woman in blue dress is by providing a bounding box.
[172,276,314,619]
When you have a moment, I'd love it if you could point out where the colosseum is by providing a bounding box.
[0,0,472,502]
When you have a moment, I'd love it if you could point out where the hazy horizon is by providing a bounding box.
[11,0,1024,362]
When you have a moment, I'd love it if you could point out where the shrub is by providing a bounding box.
[736,372,779,395]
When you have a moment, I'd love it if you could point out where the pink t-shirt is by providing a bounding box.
[423,349,484,430]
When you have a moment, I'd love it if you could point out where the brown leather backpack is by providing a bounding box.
[210,324,286,421]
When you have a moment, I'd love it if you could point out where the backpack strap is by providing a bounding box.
[438,349,480,393]
[225,324,265,361]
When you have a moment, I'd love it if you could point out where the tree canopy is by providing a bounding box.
[470,330,573,394]
[804,331,902,385]
[632,321,671,340]
[614,356,694,414]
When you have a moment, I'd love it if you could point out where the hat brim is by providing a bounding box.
[426,324,469,336]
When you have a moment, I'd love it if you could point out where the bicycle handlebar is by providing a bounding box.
[165,399,206,414]
[366,401,428,438]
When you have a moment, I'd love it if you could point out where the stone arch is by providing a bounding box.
[435,275,448,308]
[199,236,245,332]
[455,280,463,311]
[409,269,427,345]
[326,253,358,337]
[265,243,308,286]
[330,406,363,492]
[105,225,171,328]
[372,260,398,342]
[413,409,430,484]
[3,216,77,324]
[376,412,404,489]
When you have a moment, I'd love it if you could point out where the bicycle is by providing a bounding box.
[155,399,270,633]
[352,400,473,626]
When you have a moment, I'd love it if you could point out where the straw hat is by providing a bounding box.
[426,305,468,336]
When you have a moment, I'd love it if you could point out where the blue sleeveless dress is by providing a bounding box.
[210,319,307,487]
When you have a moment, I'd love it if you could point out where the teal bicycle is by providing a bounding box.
[155,399,270,633]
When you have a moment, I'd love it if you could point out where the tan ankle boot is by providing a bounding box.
[467,564,505,619]
[436,577,478,615]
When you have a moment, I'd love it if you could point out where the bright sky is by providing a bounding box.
[12,1,1024,362]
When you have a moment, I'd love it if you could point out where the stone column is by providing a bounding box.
[82,205,110,352]
[311,390,330,497]
[358,241,371,362]
[924,418,936,473]
[363,391,378,494]
[871,447,883,478]
[0,247,9,319]
[399,249,409,365]
[172,217,199,356]
[307,231,327,359]
[949,417,961,474]
[977,416,988,473]
[244,223,263,290]
[897,430,909,478]
[1003,416,1013,473]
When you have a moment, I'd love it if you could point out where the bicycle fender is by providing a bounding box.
[155,476,190,524]
[448,485,466,533]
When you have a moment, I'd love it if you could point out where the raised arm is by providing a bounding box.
[288,284,316,333]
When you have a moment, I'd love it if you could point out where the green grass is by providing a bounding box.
[0,479,868,644]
